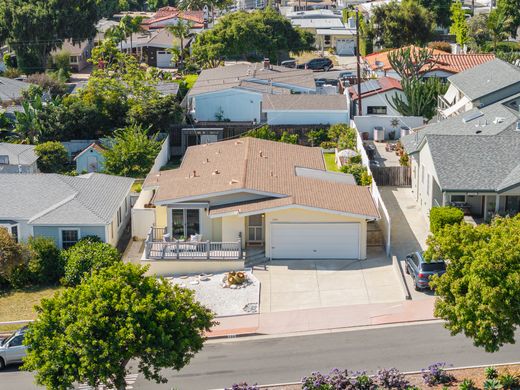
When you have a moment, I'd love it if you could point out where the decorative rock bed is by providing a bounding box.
[167,269,260,317]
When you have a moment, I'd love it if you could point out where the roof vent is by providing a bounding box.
[212,170,220,175]
[216,149,221,155]
[476,130,482,134]
[190,170,198,178]
[234,140,243,145]
[229,179,239,184]
[493,117,505,124]
[259,150,263,158]
[203,158,210,164]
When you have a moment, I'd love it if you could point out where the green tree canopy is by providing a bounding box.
[371,0,435,48]
[467,14,491,49]
[497,0,520,38]
[62,240,121,286]
[450,1,470,46]
[104,124,162,178]
[34,141,69,173]
[0,227,25,279]
[244,125,278,140]
[27,237,63,285]
[0,0,101,73]
[417,0,451,27]
[190,8,314,67]
[487,8,510,52]
[22,262,214,390]
[426,215,520,352]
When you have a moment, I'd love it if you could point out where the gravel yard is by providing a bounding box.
[167,270,260,317]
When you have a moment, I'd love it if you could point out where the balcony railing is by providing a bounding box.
[144,227,243,260]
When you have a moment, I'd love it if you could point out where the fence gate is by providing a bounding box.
[371,166,411,186]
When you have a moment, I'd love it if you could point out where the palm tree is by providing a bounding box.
[487,9,509,52]
[119,15,144,55]
[166,19,192,70]
[105,25,126,51]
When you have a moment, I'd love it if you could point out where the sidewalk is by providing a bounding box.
[207,298,435,338]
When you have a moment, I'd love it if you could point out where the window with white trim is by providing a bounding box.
[61,229,79,249]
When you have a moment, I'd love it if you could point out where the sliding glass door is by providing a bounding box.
[171,209,200,239]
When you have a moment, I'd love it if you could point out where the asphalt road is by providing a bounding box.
[1,322,519,390]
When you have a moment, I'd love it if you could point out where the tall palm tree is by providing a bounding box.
[166,19,192,69]
[105,25,126,51]
[487,9,509,52]
[120,15,144,55]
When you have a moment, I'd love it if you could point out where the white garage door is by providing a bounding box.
[336,39,356,56]
[271,222,360,259]
[157,51,173,68]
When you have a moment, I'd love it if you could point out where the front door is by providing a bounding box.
[171,209,200,240]
[247,214,264,245]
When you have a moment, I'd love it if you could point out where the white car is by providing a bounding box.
[0,327,28,369]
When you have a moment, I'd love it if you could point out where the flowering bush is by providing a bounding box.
[376,368,410,389]
[422,363,454,386]
[350,371,377,390]
[302,371,335,390]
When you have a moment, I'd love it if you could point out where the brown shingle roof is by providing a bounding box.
[262,94,348,111]
[145,138,379,218]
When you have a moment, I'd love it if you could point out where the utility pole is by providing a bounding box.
[356,8,363,116]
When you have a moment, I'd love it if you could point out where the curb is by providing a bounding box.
[392,254,412,300]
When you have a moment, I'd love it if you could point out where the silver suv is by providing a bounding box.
[0,327,28,369]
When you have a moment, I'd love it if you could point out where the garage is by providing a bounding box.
[271,222,360,259]
[336,39,356,56]
[156,51,173,68]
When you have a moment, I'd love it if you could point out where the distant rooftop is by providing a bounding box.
[0,77,30,103]
[0,143,38,166]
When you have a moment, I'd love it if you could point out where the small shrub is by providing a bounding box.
[302,371,334,390]
[337,129,357,151]
[376,368,409,389]
[351,371,377,390]
[428,41,452,53]
[78,235,103,244]
[5,263,33,289]
[459,378,477,390]
[3,67,23,79]
[349,154,362,164]
[25,72,68,96]
[327,368,351,389]
[27,237,64,285]
[422,363,454,386]
[340,163,371,185]
[399,153,410,167]
[486,367,499,380]
[484,379,503,390]
[244,125,277,140]
[307,129,329,146]
[359,170,373,186]
[225,383,259,390]
[429,206,464,234]
[3,52,17,68]
[62,241,121,286]
[34,141,69,173]
[320,141,337,149]
[498,373,519,390]
[280,131,298,144]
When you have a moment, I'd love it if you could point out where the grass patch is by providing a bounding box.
[131,179,143,193]
[0,286,64,326]
[182,74,198,89]
[323,153,340,172]
[160,156,182,171]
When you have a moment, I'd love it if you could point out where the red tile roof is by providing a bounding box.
[364,46,495,75]
[141,6,204,28]
[349,76,402,100]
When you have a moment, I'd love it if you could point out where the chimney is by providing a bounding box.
[263,58,271,70]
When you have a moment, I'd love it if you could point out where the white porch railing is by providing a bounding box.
[144,227,243,260]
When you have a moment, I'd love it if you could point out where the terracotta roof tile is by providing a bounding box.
[145,138,379,218]
[348,76,402,100]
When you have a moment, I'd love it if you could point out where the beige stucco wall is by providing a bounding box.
[155,206,168,229]
[142,259,245,277]
[221,215,246,247]
[263,207,368,259]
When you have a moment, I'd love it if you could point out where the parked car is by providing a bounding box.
[404,252,446,291]
[0,326,28,369]
[281,59,297,68]
[297,58,333,71]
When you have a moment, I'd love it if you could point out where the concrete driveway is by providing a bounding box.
[254,248,404,313]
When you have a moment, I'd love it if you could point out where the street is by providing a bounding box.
[1,322,519,390]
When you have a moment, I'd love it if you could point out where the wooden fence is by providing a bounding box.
[370,166,412,186]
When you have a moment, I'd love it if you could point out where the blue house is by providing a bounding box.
[0,173,133,248]
[74,142,107,173]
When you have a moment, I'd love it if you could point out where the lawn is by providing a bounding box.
[323,153,340,172]
[0,286,64,332]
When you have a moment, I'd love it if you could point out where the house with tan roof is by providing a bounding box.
[364,46,495,80]
[186,61,349,124]
[347,76,404,116]
[135,138,379,275]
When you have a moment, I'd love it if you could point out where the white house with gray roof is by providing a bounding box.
[438,59,520,119]
[0,173,133,248]
[402,93,520,220]
[0,143,39,173]
[186,61,349,124]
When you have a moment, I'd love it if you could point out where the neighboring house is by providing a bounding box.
[141,7,205,30]
[51,39,94,72]
[236,0,265,10]
[263,94,349,125]
[401,94,520,220]
[137,137,379,275]
[186,61,322,123]
[289,13,357,55]
[364,46,495,80]
[438,59,520,119]
[121,29,189,68]
[348,77,403,117]
[95,18,119,45]
[0,173,134,248]
[0,143,39,173]
[74,142,107,173]
[0,77,30,104]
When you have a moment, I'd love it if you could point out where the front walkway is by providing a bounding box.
[254,248,403,313]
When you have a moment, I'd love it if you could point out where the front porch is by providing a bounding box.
[440,193,520,222]
[144,227,243,260]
